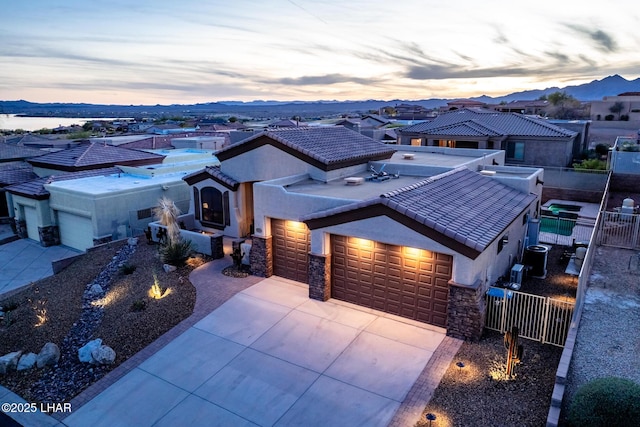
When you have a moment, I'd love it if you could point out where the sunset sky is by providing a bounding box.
[1,0,639,104]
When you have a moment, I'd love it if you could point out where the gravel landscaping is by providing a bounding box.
[417,244,573,426]
[0,238,204,404]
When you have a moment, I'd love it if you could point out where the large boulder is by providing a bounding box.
[78,339,102,363]
[91,345,116,365]
[0,351,22,374]
[36,343,60,368]
[17,353,37,371]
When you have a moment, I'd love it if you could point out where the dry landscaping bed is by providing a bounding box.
[417,244,572,426]
[0,238,204,404]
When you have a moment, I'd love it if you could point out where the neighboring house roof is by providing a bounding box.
[0,167,38,186]
[5,167,121,200]
[268,119,309,128]
[0,142,45,162]
[216,126,396,171]
[182,165,240,191]
[400,108,576,138]
[27,142,165,172]
[303,167,535,259]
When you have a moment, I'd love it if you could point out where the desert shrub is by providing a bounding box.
[159,240,194,266]
[130,299,147,312]
[567,377,640,427]
[594,144,609,157]
[604,114,614,121]
[620,114,629,121]
[121,263,137,275]
[1,300,19,312]
[573,158,607,170]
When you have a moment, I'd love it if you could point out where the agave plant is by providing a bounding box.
[153,197,181,244]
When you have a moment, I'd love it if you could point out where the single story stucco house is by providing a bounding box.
[176,126,544,339]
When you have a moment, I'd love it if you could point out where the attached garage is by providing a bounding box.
[272,219,310,283]
[24,206,40,241]
[331,235,452,327]
[57,211,94,251]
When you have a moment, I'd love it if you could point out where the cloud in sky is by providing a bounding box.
[1,0,639,104]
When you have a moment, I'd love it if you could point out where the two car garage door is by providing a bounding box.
[331,235,452,328]
[271,219,452,328]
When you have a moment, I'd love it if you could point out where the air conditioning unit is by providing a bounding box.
[510,264,525,285]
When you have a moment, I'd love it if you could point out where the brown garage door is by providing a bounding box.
[331,235,452,327]
[272,219,310,283]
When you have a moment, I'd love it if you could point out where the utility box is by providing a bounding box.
[510,263,525,284]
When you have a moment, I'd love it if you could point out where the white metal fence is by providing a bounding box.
[485,287,575,347]
[599,211,640,249]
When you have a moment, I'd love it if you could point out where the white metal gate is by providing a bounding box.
[599,211,640,249]
[485,287,574,347]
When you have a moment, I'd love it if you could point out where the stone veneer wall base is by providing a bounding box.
[308,253,331,301]
[446,279,486,341]
[250,235,272,277]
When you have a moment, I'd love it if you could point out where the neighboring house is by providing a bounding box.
[27,141,165,176]
[0,143,45,221]
[443,99,487,112]
[334,115,395,142]
[268,119,308,128]
[493,100,549,116]
[394,103,434,120]
[590,92,640,121]
[6,144,219,250]
[0,163,38,219]
[397,108,579,167]
[178,126,543,339]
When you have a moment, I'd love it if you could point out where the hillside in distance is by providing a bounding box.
[1,74,638,119]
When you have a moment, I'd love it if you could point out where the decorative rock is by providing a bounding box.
[0,351,22,374]
[128,237,138,246]
[78,339,102,363]
[91,345,116,365]
[36,342,60,368]
[163,263,177,273]
[88,284,103,296]
[17,353,37,371]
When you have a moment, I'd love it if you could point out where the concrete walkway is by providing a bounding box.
[0,229,80,296]
[2,252,462,427]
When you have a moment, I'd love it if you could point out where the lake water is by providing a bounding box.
[0,114,126,132]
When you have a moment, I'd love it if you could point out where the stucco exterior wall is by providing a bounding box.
[221,145,320,182]
[252,177,356,238]
[47,180,189,244]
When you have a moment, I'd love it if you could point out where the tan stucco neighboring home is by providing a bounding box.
[177,126,544,340]
[590,92,640,121]
[397,108,580,167]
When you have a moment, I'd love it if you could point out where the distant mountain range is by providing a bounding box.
[1,74,639,119]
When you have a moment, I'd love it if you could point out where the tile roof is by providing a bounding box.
[400,108,576,138]
[303,167,535,257]
[27,142,165,171]
[0,167,38,186]
[216,126,396,170]
[0,142,46,161]
[5,167,120,199]
[182,165,240,190]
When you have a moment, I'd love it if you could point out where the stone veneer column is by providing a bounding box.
[308,253,331,301]
[210,234,224,259]
[15,219,27,239]
[250,235,272,277]
[446,279,486,341]
[38,225,60,247]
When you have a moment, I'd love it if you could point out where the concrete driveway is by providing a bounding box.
[0,237,80,296]
[63,277,446,427]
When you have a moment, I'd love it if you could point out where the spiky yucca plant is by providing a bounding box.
[153,197,181,244]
